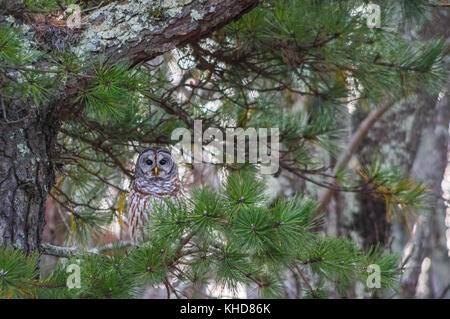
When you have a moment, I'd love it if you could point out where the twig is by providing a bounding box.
[231,265,264,288]
[27,281,66,289]
[60,128,134,179]
[40,241,135,258]
[83,1,105,13]
[163,280,171,299]
[428,2,450,7]
[439,283,450,299]
[165,279,185,299]
[1,97,31,124]
[293,263,318,298]
[401,245,416,270]
[315,100,395,215]
[168,232,196,266]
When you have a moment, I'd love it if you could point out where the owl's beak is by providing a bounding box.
[154,167,158,175]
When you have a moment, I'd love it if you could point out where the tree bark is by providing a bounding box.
[74,0,260,64]
[401,92,449,298]
[0,99,57,253]
[0,0,260,252]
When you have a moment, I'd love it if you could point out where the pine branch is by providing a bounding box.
[72,0,262,65]
[60,128,134,179]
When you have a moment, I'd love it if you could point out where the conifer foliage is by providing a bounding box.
[0,0,447,298]
[1,171,400,298]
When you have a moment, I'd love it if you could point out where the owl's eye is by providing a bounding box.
[145,159,153,165]
[159,159,167,165]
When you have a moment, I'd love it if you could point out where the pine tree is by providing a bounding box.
[0,0,447,298]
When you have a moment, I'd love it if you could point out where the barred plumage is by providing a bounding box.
[127,148,183,243]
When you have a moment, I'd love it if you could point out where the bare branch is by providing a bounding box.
[315,100,395,215]
[40,241,135,258]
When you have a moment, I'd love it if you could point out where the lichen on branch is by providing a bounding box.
[73,0,259,63]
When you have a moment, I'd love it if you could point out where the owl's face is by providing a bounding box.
[135,148,177,180]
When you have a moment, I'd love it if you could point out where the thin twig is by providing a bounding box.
[315,100,395,215]
[439,283,450,299]
[293,263,318,298]
[163,280,171,299]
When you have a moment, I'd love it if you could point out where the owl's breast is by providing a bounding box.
[128,187,180,242]
[128,189,152,242]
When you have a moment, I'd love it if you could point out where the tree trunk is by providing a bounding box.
[0,0,260,252]
[401,92,449,298]
[0,99,57,253]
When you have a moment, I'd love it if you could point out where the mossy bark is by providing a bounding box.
[0,99,57,253]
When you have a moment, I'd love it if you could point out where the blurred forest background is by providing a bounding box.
[0,0,449,298]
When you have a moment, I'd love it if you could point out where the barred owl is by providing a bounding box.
[128,148,183,243]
